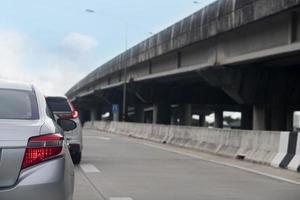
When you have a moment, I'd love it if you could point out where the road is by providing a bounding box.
[74,129,300,200]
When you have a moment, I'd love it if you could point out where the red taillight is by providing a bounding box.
[68,100,79,119]
[21,134,64,170]
[71,110,79,119]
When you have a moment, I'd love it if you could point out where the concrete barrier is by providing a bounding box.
[167,126,280,165]
[237,130,280,165]
[85,121,300,172]
[288,132,300,172]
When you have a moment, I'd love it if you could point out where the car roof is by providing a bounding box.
[0,79,33,91]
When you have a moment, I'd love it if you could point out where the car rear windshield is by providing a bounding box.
[0,89,39,120]
[46,97,71,112]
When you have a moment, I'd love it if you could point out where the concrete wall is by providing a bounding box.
[151,53,178,74]
[84,121,300,172]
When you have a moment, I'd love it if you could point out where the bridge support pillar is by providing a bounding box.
[198,114,206,127]
[269,105,287,131]
[286,108,294,131]
[79,109,90,125]
[253,104,290,131]
[253,105,266,130]
[214,109,223,128]
[153,103,171,125]
[241,106,253,130]
[135,105,145,123]
[183,104,192,126]
[176,104,193,126]
[90,109,97,122]
[90,108,102,122]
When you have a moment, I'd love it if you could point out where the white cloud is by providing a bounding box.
[0,30,98,96]
[0,30,28,80]
[61,32,98,53]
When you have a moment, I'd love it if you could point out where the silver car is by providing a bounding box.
[46,96,83,164]
[0,79,75,200]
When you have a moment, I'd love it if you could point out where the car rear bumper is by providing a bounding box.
[0,156,74,200]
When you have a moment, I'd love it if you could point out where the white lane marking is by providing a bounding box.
[80,164,101,173]
[98,136,111,140]
[76,167,106,199]
[138,141,300,185]
[85,136,111,140]
[109,198,133,200]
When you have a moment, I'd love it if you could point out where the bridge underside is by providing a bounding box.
[69,3,300,131]
[73,50,300,131]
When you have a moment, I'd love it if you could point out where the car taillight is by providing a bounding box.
[71,110,79,119]
[67,100,79,119]
[21,133,64,170]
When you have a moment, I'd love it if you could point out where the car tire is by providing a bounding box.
[71,151,81,165]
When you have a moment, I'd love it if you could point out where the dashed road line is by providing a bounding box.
[80,163,101,173]
[97,136,111,140]
[77,167,106,200]
[109,198,133,200]
[85,136,112,140]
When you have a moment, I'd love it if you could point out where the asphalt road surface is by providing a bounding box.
[74,129,300,200]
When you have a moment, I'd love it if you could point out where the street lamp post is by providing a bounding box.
[122,23,128,122]
[85,9,152,122]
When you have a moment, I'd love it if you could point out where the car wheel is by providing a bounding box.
[72,151,81,165]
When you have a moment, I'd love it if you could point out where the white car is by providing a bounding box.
[0,79,75,200]
[46,96,83,164]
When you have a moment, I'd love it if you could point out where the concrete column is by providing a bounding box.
[135,105,145,123]
[90,109,97,122]
[198,114,206,127]
[253,105,266,130]
[241,106,253,130]
[270,105,287,131]
[122,104,128,122]
[153,103,171,125]
[84,109,91,124]
[214,110,223,128]
[286,108,294,131]
[183,104,192,126]
[177,106,185,125]
[90,108,103,121]
[79,109,90,125]
[170,114,176,125]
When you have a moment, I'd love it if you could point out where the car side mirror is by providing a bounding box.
[57,119,77,132]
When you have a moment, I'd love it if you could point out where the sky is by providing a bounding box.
[0,0,216,96]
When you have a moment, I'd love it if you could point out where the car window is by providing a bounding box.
[0,89,39,120]
[46,105,55,120]
[46,97,71,112]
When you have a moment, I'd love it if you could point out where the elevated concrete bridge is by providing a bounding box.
[66,0,300,131]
